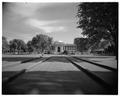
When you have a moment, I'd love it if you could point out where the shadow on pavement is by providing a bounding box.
[2,71,118,95]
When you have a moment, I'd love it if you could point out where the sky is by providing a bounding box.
[3,2,83,44]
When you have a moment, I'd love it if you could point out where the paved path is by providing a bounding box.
[2,55,118,94]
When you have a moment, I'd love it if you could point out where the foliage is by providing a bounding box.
[62,50,68,55]
[77,3,118,56]
[3,34,53,54]
[27,41,35,53]
[31,34,53,53]
[9,39,27,53]
[104,45,115,55]
[74,37,88,52]
[2,36,9,53]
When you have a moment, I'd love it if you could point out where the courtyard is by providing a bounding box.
[2,54,118,94]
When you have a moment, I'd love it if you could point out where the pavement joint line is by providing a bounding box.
[72,56,117,72]
[2,57,41,68]
[2,69,26,85]
[2,57,51,85]
[26,57,50,72]
[65,56,114,91]
[21,58,39,63]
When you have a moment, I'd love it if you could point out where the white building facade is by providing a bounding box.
[53,42,77,54]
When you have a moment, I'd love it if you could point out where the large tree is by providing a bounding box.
[31,34,53,53]
[77,3,118,59]
[9,39,27,54]
[27,40,35,53]
[74,37,88,53]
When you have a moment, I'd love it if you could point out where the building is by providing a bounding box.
[52,41,77,54]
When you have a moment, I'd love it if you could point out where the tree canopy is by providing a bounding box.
[2,36,9,53]
[30,34,53,53]
[77,3,118,57]
[27,40,35,53]
[74,37,88,53]
[2,34,53,54]
[9,39,27,53]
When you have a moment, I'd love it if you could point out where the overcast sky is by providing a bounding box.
[3,2,83,43]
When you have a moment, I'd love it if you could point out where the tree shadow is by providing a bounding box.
[44,56,84,63]
[2,57,42,63]
[2,71,118,94]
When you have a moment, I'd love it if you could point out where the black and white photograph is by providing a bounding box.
[2,1,118,95]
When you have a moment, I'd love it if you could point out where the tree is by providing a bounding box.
[74,37,88,53]
[77,3,118,59]
[9,39,27,54]
[31,34,53,53]
[27,40,35,53]
[2,36,9,53]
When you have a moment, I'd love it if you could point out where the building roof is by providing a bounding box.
[64,44,76,46]
[53,41,76,46]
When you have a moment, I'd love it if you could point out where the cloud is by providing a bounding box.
[7,3,54,17]
[25,18,66,33]
[39,26,65,33]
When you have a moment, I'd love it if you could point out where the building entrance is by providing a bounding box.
[57,47,61,52]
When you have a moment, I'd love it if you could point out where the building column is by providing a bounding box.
[61,46,64,52]
[55,46,58,53]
